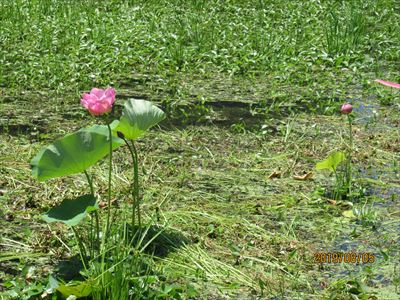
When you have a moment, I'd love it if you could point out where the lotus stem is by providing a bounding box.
[131,141,140,227]
[347,114,353,198]
[121,138,137,229]
[72,226,88,270]
[83,170,100,256]
[105,123,113,235]
[121,137,141,229]
[84,170,94,195]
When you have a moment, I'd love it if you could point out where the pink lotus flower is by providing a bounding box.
[81,88,116,116]
[340,103,353,114]
[375,79,400,89]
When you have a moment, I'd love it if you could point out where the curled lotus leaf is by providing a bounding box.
[113,99,165,140]
[316,151,346,172]
[31,125,124,181]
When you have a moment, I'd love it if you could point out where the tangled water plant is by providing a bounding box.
[30,88,165,298]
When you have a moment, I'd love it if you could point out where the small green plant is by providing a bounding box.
[231,121,247,134]
[1,277,45,300]
[316,102,355,200]
[316,151,347,200]
[328,278,374,299]
[353,202,380,229]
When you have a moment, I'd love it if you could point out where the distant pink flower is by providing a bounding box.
[341,103,353,114]
[375,79,400,89]
[81,88,116,116]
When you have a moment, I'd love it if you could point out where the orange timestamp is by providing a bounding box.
[314,252,375,264]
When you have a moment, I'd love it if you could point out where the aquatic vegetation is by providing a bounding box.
[316,151,346,174]
[316,102,356,200]
[1,1,399,299]
[316,151,347,199]
[29,89,165,298]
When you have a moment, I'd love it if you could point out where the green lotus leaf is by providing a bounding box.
[31,125,124,181]
[42,194,97,226]
[113,99,165,140]
[110,119,120,130]
[316,151,346,172]
[57,280,93,298]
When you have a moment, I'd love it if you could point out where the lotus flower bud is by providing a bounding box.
[340,103,353,114]
[117,131,125,139]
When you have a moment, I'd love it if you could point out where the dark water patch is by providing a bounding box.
[55,256,84,281]
[352,102,380,125]
[0,123,48,136]
[316,183,400,291]
[60,111,87,120]
[348,95,400,131]
[366,274,392,288]
[317,258,396,290]
[370,187,400,205]
[118,74,153,88]
[116,92,151,101]
[129,225,190,258]
[162,100,284,131]
[0,104,51,137]
[333,237,362,252]
[356,165,400,205]
[357,166,398,182]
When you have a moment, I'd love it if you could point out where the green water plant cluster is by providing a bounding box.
[316,150,348,200]
[316,102,355,201]
[317,80,400,200]
[30,88,166,299]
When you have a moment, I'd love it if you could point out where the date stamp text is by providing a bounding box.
[314,252,375,264]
